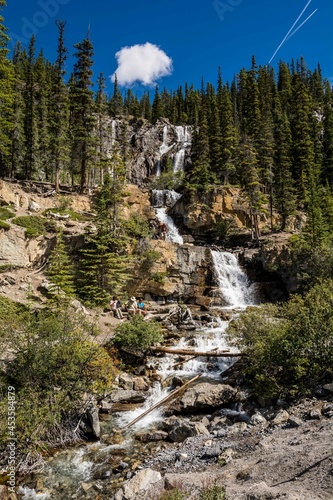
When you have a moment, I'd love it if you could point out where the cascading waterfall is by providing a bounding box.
[152,189,184,244]
[173,126,192,173]
[156,125,174,177]
[211,250,257,308]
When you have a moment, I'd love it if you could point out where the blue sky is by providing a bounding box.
[3,0,332,96]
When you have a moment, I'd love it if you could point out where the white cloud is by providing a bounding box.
[111,42,173,87]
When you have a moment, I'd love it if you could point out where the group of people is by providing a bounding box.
[109,295,148,320]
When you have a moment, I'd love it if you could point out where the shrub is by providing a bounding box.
[12,215,47,238]
[0,220,10,230]
[123,214,153,239]
[113,314,163,350]
[199,485,226,500]
[0,206,15,220]
[227,280,333,398]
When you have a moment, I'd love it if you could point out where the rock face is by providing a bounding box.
[0,225,52,268]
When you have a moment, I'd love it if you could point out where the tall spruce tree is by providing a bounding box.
[11,42,25,179]
[70,34,96,190]
[51,19,70,192]
[0,0,14,175]
[47,228,75,298]
[23,35,38,180]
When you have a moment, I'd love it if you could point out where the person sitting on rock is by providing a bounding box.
[137,297,148,316]
[110,296,123,319]
[125,296,137,316]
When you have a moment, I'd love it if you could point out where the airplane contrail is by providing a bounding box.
[268,0,317,64]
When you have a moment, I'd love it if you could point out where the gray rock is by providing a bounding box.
[114,468,163,500]
[110,390,146,404]
[135,430,168,443]
[167,382,237,414]
[323,382,333,393]
[28,200,40,212]
[168,421,210,442]
[118,373,134,390]
[322,403,333,418]
[86,405,100,439]
[272,409,290,426]
[250,412,268,426]
[309,408,321,420]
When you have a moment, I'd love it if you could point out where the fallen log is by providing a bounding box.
[152,346,245,357]
[122,373,202,430]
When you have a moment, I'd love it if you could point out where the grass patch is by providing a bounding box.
[0,220,10,230]
[0,206,15,220]
[12,216,47,238]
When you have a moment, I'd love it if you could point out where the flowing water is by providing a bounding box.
[151,189,184,244]
[20,251,257,499]
[156,126,174,177]
[173,126,192,173]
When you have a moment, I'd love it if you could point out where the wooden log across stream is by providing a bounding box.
[151,346,245,357]
[122,373,202,430]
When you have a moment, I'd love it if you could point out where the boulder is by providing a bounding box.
[109,390,147,404]
[168,421,210,442]
[135,430,168,443]
[114,468,163,500]
[272,409,290,426]
[86,405,101,439]
[167,382,237,414]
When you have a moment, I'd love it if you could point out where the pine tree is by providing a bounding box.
[219,84,238,184]
[95,72,109,185]
[77,170,131,305]
[34,50,51,180]
[0,0,14,175]
[23,35,38,180]
[47,228,75,298]
[139,91,151,121]
[187,98,213,192]
[290,73,316,204]
[152,85,163,123]
[70,34,96,190]
[273,92,296,229]
[109,74,123,116]
[322,81,333,186]
[51,19,70,192]
[11,42,25,179]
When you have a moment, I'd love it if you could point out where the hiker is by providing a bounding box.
[110,296,123,319]
[160,222,167,240]
[137,297,148,316]
[124,296,137,316]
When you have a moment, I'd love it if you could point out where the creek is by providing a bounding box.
[19,191,259,499]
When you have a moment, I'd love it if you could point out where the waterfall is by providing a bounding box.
[156,207,184,244]
[156,125,173,177]
[151,189,183,244]
[211,250,256,308]
[151,189,182,208]
[173,126,192,173]
[111,119,117,146]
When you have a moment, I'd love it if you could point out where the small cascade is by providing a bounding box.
[156,125,173,177]
[151,189,183,244]
[173,126,192,173]
[111,119,117,147]
[151,189,182,208]
[211,250,257,308]
[156,207,184,244]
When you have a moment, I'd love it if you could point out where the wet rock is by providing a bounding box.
[114,468,163,500]
[133,377,150,391]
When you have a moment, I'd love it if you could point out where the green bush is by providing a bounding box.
[159,490,187,500]
[12,215,47,238]
[0,220,10,230]
[199,485,226,500]
[0,302,116,469]
[123,214,153,239]
[227,280,333,398]
[113,314,163,350]
[0,206,15,220]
